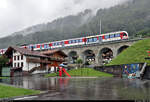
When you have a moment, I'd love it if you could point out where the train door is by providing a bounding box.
[120,32,123,39]
[83,38,87,45]
[99,36,102,43]
[61,41,65,47]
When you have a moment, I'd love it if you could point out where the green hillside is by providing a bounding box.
[107,38,150,66]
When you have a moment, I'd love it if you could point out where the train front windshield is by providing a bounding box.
[123,33,127,36]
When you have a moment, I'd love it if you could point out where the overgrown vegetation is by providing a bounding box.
[107,38,150,66]
[45,68,113,77]
[0,84,40,98]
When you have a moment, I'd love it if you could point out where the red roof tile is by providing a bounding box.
[41,49,67,57]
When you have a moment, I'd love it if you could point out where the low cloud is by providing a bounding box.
[0,0,128,37]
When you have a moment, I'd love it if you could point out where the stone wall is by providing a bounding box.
[94,63,144,78]
[94,65,122,77]
[143,66,150,79]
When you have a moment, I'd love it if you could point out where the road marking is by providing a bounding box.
[14,96,38,100]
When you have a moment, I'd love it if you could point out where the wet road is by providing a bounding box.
[0,75,150,100]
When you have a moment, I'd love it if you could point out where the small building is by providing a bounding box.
[4,46,68,76]
[41,50,68,72]
[5,46,51,76]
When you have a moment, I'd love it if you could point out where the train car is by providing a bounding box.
[85,31,129,44]
[63,37,85,47]
[85,35,99,44]
[50,37,86,49]
[41,43,50,50]
[100,31,129,42]
[50,41,63,49]
[33,42,50,51]
[0,31,129,53]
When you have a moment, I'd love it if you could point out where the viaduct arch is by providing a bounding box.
[62,39,139,66]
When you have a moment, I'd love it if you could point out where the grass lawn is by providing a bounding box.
[0,84,40,99]
[45,68,113,77]
[107,38,150,66]
[0,77,9,79]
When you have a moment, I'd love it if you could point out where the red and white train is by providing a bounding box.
[0,31,129,55]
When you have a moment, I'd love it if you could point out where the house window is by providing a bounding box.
[18,56,20,60]
[21,62,23,67]
[21,55,23,60]
[14,63,16,67]
[18,63,20,67]
[14,56,16,61]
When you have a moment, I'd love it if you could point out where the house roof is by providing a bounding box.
[41,49,68,57]
[5,46,49,58]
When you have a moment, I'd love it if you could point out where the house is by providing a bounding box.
[4,46,68,76]
[41,50,68,72]
[5,46,51,76]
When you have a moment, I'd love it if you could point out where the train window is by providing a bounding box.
[123,33,127,36]
[53,43,56,46]
[105,35,109,39]
[93,38,97,42]
[40,45,42,49]
[71,40,73,43]
[44,44,48,48]
[33,45,36,48]
[76,40,78,43]
[115,34,120,37]
[79,39,82,42]
[77,39,80,43]
[88,38,93,42]
[110,34,114,38]
[99,36,102,40]
[73,40,75,43]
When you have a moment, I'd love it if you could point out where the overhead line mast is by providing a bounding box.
[100,19,102,35]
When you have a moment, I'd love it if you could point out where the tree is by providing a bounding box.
[0,56,9,67]
[0,55,9,76]
[76,58,83,68]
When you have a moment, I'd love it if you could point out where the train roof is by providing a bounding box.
[86,31,128,38]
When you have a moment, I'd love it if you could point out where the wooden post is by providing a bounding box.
[120,65,122,78]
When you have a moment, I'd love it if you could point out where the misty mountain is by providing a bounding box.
[13,9,93,36]
[0,0,150,49]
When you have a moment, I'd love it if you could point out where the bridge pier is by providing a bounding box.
[62,39,139,66]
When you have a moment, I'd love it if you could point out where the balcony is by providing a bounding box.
[26,58,51,64]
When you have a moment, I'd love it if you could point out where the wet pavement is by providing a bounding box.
[0,75,150,100]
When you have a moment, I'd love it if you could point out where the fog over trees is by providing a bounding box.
[0,0,150,49]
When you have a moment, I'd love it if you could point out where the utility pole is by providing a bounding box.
[100,19,102,35]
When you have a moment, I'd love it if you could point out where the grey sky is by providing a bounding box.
[0,0,128,38]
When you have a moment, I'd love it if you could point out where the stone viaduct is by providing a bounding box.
[59,39,141,66]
